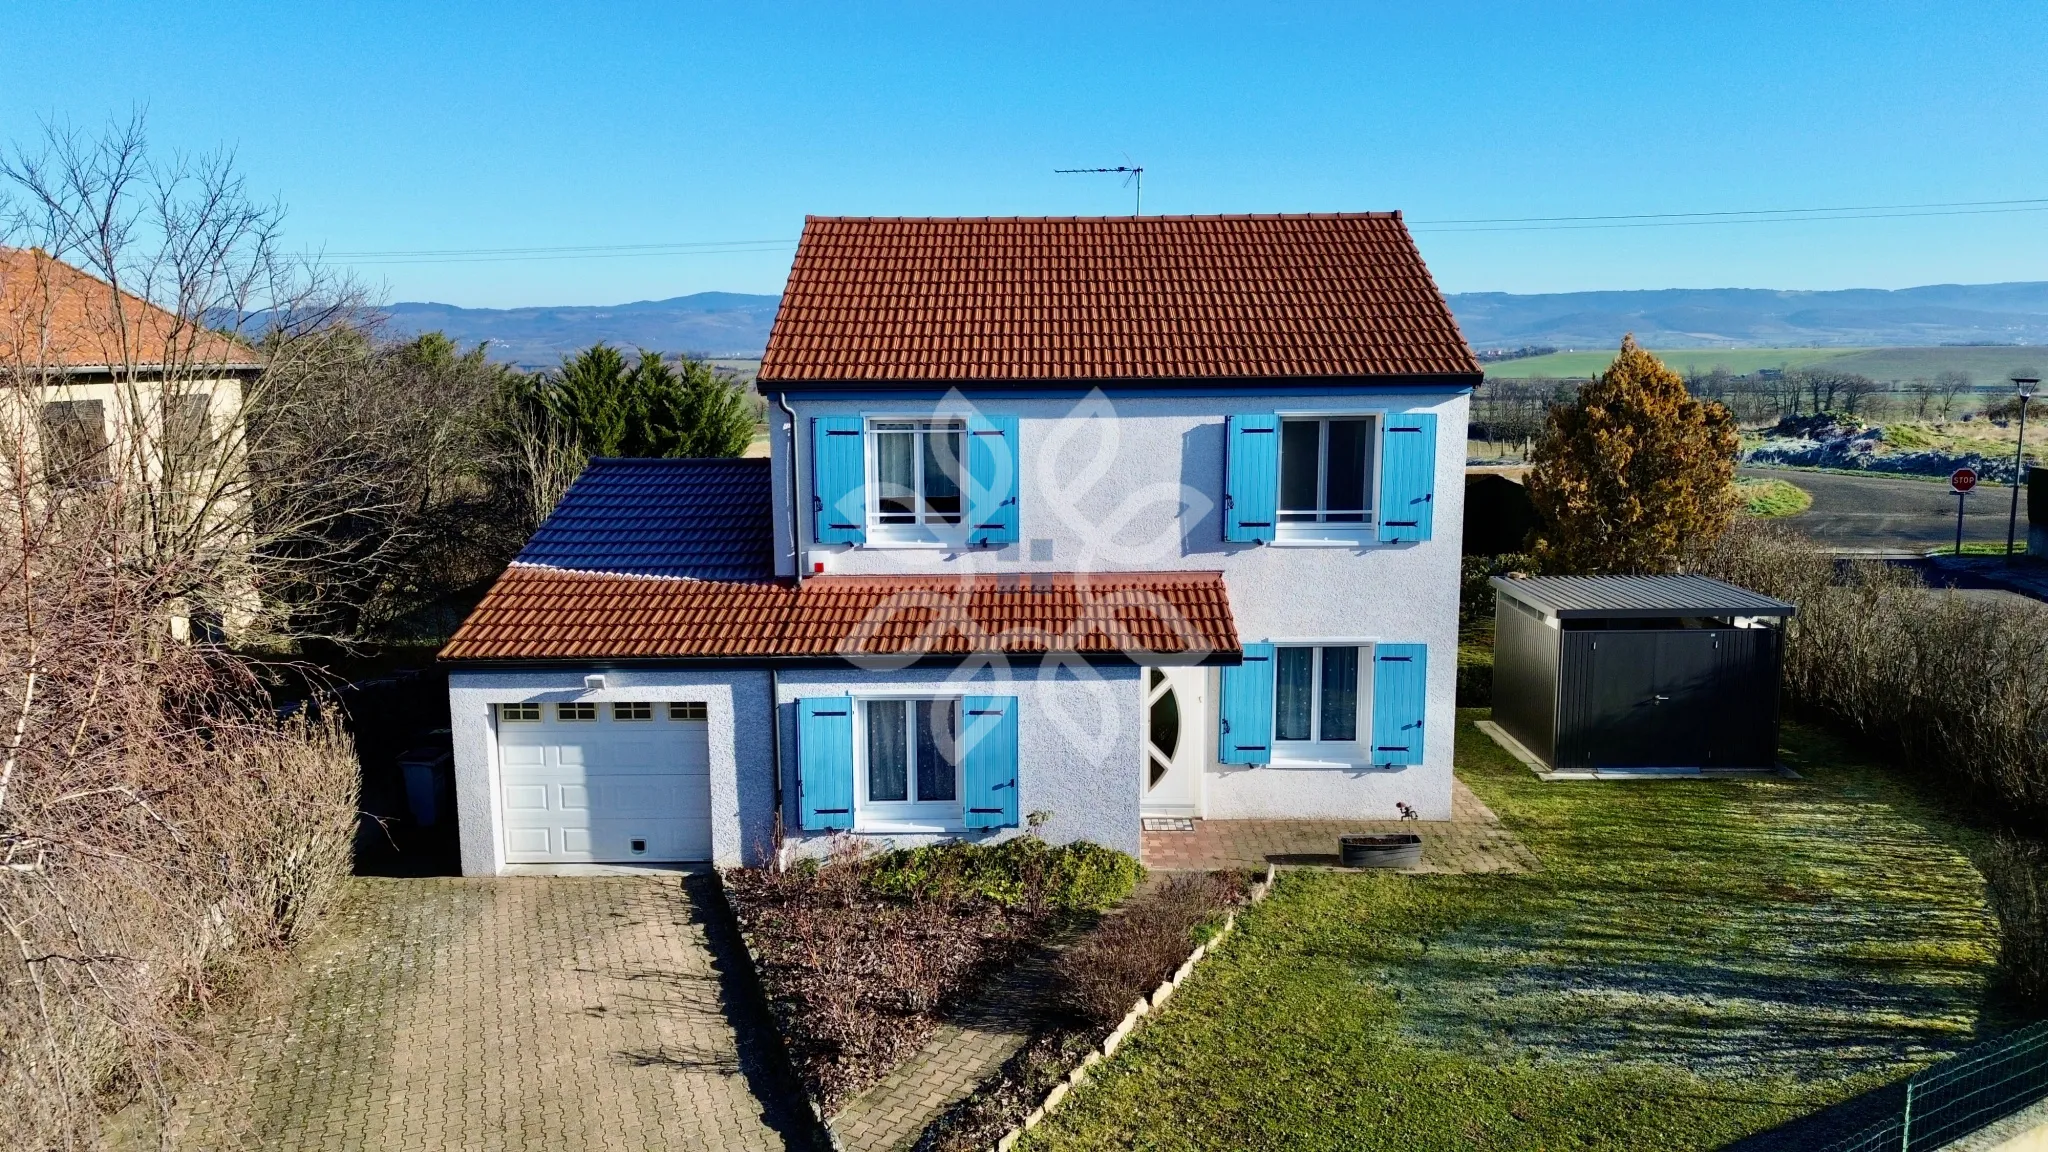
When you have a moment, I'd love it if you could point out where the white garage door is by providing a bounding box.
[495,701,712,863]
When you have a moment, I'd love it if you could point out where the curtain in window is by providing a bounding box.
[1278,420,1320,519]
[1320,647,1360,741]
[1275,647,1314,741]
[915,699,959,801]
[866,700,908,801]
[875,430,916,520]
[1325,420,1370,520]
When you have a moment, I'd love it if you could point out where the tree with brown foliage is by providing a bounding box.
[1527,336,1739,574]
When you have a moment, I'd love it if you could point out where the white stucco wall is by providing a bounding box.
[765,388,1468,821]
[772,663,1145,859]
[447,667,774,874]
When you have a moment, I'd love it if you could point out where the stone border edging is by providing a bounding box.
[992,865,1278,1152]
[710,869,847,1152]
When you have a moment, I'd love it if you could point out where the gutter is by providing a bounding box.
[768,666,785,863]
[775,391,802,591]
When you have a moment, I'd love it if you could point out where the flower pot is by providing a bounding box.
[1339,833,1422,869]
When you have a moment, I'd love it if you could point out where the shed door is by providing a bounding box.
[497,705,712,863]
[1567,631,1728,770]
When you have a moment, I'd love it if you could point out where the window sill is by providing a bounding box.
[1267,534,1377,549]
[853,818,969,835]
[1270,755,1369,770]
[860,537,954,550]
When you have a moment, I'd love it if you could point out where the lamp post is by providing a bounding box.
[2007,373,2039,561]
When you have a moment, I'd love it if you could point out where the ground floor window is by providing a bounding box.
[1275,645,1362,745]
[859,698,962,824]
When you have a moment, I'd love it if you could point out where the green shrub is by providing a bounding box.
[862,837,1143,913]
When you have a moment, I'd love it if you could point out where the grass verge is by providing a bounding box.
[1737,476,1814,518]
[1020,712,2002,1152]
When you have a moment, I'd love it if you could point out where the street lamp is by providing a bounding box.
[2007,373,2040,561]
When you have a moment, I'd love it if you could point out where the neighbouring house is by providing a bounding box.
[440,213,1480,872]
[0,247,262,637]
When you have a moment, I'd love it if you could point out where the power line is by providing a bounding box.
[1409,196,2048,233]
[314,239,800,266]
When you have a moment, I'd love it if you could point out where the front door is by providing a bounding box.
[1141,667,1205,816]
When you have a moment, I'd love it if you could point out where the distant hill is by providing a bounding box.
[380,281,2048,367]
[1446,283,2048,351]
[379,293,780,368]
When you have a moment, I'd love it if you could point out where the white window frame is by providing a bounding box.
[852,695,967,832]
[1270,639,1375,763]
[1273,410,1383,545]
[865,416,969,545]
[558,702,598,721]
[499,702,542,722]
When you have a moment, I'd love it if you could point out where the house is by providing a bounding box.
[0,247,262,636]
[440,213,1481,872]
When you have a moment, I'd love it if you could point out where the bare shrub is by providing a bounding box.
[1054,871,1248,1027]
[1982,835,2048,1014]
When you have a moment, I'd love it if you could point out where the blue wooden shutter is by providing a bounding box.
[811,416,866,545]
[1224,414,1280,543]
[797,696,855,829]
[1217,642,1275,764]
[1371,644,1428,765]
[961,696,1019,829]
[966,414,1020,546]
[1378,412,1437,543]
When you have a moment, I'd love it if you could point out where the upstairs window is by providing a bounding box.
[41,400,109,487]
[872,419,964,532]
[162,392,212,473]
[1279,416,1375,527]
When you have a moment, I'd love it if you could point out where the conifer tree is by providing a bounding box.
[1527,336,1739,574]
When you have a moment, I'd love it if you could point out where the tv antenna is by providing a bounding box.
[1055,165,1143,215]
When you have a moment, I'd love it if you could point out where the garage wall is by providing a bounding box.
[448,667,773,873]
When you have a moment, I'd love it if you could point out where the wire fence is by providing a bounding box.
[1821,1020,2048,1151]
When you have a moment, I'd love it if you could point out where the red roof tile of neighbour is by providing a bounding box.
[758,214,1480,385]
[439,569,1239,662]
[0,247,261,370]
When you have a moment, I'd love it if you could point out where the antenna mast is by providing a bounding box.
[1054,165,1143,215]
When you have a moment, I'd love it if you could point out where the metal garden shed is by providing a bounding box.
[1488,574,1797,775]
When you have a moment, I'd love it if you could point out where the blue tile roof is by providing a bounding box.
[515,457,776,582]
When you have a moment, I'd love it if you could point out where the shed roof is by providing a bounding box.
[758,214,1481,387]
[1490,574,1796,619]
[515,457,775,582]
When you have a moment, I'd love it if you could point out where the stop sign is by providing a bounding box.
[1951,467,1979,494]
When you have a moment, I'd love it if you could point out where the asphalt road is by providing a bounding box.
[1744,466,2022,555]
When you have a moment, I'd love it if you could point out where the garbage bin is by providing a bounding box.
[399,747,454,828]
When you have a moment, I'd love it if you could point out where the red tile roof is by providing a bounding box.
[440,569,1239,662]
[0,247,261,370]
[758,214,1479,385]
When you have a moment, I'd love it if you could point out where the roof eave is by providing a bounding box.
[757,371,1484,392]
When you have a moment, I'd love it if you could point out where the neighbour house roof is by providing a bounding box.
[1490,574,1797,620]
[516,457,776,582]
[439,570,1240,662]
[0,247,262,372]
[758,214,1481,387]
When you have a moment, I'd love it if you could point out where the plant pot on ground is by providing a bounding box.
[1340,833,1423,869]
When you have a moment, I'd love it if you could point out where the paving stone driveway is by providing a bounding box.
[169,875,818,1151]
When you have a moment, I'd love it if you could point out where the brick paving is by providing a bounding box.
[1140,777,1539,874]
[165,874,817,1152]
[830,943,1061,1152]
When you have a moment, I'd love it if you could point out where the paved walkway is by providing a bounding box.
[828,944,1059,1152]
[165,875,816,1152]
[1140,777,1538,873]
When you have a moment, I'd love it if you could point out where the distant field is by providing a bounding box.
[1484,345,2046,382]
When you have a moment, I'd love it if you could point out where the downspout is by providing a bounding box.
[776,391,803,591]
[768,666,786,869]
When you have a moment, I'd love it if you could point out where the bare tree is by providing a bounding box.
[1935,370,1972,425]
[1908,377,1936,420]
[0,117,362,1147]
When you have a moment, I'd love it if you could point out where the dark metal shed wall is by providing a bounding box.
[1491,595,1559,762]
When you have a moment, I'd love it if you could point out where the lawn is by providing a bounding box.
[1021,712,2002,1152]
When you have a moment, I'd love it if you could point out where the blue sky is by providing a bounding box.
[8,1,2047,307]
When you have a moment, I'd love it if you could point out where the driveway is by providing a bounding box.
[166,875,816,1152]
[1744,466,2017,555]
